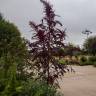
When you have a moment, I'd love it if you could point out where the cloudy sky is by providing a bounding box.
[0,0,96,47]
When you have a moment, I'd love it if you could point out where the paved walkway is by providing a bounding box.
[59,66,96,96]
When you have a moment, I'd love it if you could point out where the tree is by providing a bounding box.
[0,13,3,20]
[28,0,67,85]
[83,36,96,55]
[0,14,28,95]
[0,17,27,77]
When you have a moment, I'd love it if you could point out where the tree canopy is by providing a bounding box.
[0,13,29,95]
[0,16,27,65]
[0,14,28,88]
[83,36,96,55]
[0,13,3,21]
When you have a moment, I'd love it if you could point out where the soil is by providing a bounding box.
[59,65,96,96]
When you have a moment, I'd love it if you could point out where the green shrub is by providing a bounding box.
[88,56,96,62]
[58,59,66,65]
[0,79,64,96]
[79,56,96,67]
[93,62,96,67]
[79,56,87,66]
[83,61,93,66]
[87,56,96,67]
[80,56,87,62]
[21,80,63,96]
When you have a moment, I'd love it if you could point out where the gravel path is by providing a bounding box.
[59,66,96,96]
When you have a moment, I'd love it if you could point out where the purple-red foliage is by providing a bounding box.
[28,0,67,86]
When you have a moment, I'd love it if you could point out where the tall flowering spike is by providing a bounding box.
[28,0,67,86]
[40,0,55,23]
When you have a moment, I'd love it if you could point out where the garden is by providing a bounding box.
[0,0,96,96]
